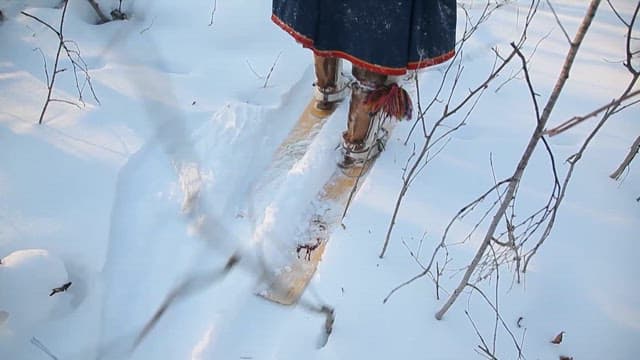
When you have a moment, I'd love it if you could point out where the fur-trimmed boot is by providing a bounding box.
[312,55,348,115]
[339,66,413,168]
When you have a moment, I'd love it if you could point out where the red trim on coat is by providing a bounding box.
[272,14,455,76]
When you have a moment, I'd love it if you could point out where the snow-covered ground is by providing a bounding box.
[1,0,638,359]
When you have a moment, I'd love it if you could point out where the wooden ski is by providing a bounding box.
[259,120,396,305]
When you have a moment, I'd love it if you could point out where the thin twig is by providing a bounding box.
[23,1,98,124]
[465,310,498,360]
[544,89,640,136]
[133,254,239,349]
[606,0,629,26]
[50,98,83,109]
[467,284,526,359]
[383,178,512,303]
[401,238,427,270]
[140,16,156,35]
[20,10,60,35]
[263,51,282,88]
[246,59,264,79]
[545,0,572,44]
[623,1,640,75]
[23,3,69,124]
[30,337,59,360]
[34,47,50,84]
[208,0,217,26]
[381,46,519,258]
[384,1,540,256]
[86,0,110,24]
[341,144,377,221]
[436,0,602,320]
[610,135,640,180]
[524,0,639,271]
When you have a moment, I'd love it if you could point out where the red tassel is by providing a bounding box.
[364,83,413,121]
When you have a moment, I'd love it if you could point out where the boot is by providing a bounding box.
[339,66,389,168]
[313,55,348,114]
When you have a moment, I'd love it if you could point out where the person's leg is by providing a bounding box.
[314,55,339,91]
[340,65,388,167]
[344,66,387,144]
[313,54,345,111]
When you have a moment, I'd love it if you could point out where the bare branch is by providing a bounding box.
[524,107,612,272]
[342,118,392,219]
[140,17,156,35]
[208,0,217,27]
[465,310,498,360]
[523,0,639,269]
[20,11,60,36]
[623,1,640,75]
[610,135,640,180]
[545,0,572,44]
[30,337,59,360]
[524,32,640,271]
[512,43,541,121]
[436,0,602,320]
[86,0,111,24]
[50,98,82,109]
[133,254,239,349]
[404,1,509,144]
[467,284,525,358]
[544,89,640,136]
[24,4,68,124]
[33,47,50,84]
[606,0,630,26]
[383,178,512,303]
[245,59,264,79]
[381,47,519,258]
[263,51,282,88]
[401,238,427,270]
[381,1,545,258]
[23,1,99,123]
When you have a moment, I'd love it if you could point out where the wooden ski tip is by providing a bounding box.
[258,287,298,306]
[257,240,328,305]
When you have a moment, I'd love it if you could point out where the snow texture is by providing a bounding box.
[0,249,68,353]
[0,0,638,359]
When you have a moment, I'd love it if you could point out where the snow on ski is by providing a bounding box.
[258,118,396,305]
[253,98,340,195]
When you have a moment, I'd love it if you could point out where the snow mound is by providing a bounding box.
[0,0,60,18]
[0,249,68,334]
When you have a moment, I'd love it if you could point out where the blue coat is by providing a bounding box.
[272,0,457,75]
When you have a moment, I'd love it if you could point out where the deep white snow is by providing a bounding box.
[1,0,638,359]
[0,249,68,352]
